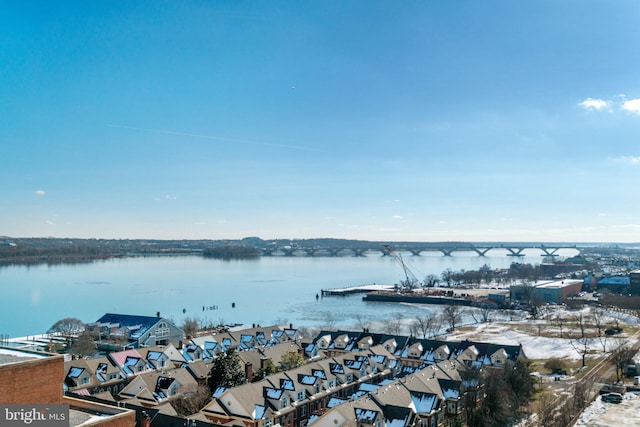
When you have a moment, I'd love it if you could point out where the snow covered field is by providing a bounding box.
[446,306,640,360]
[575,393,640,427]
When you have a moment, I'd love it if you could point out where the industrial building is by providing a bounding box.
[510,279,583,304]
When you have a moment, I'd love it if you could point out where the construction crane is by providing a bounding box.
[383,245,422,290]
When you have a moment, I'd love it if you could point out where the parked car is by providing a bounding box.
[601,392,623,404]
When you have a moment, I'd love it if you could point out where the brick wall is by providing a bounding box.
[0,354,64,404]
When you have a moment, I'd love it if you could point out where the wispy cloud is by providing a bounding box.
[45,220,55,226]
[611,156,640,165]
[392,215,404,220]
[34,189,46,196]
[154,194,177,201]
[622,98,640,115]
[578,97,609,111]
[107,124,321,153]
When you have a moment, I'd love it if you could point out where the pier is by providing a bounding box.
[321,284,396,296]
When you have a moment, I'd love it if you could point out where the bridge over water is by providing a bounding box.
[260,242,581,257]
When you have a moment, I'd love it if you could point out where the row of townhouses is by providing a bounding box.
[63,313,525,427]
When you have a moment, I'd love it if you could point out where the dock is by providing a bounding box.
[321,284,396,296]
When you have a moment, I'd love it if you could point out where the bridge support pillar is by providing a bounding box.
[506,248,525,257]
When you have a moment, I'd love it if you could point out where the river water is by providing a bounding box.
[0,249,578,338]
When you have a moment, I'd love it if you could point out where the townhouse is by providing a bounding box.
[199,349,396,427]
[309,361,467,427]
[117,366,199,411]
[310,331,524,370]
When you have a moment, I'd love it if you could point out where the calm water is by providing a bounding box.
[0,249,578,338]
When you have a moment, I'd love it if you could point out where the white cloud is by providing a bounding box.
[622,98,640,115]
[612,156,640,165]
[578,97,608,111]
[45,220,55,226]
[392,215,403,220]
[34,190,46,196]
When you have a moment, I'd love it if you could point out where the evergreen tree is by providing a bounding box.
[207,349,246,390]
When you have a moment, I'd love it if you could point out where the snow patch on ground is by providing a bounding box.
[575,393,640,427]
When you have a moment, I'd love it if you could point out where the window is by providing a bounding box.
[81,376,89,385]
[264,418,271,427]
[301,405,306,417]
[327,380,335,388]
[297,390,305,401]
[281,397,288,408]
[156,322,169,338]
[346,374,353,383]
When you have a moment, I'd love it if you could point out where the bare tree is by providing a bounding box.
[592,307,605,337]
[48,317,85,348]
[182,317,200,338]
[384,312,405,335]
[520,281,542,317]
[442,305,463,332]
[425,274,439,287]
[553,314,565,338]
[69,329,96,357]
[320,312,338,330]
[412,313,441,339]
[354,314,372,332]
[475,305,492,323]
[574,312,587,338]
[570,337,590,368]
[610,338,636,381]
[598,333,609,353]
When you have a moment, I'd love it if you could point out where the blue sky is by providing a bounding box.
[2,1,640,242]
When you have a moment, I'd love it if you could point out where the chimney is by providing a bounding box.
[140,411,151,427]
[245,362,253,381]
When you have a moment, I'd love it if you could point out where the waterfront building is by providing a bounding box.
[89,313,184,350]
